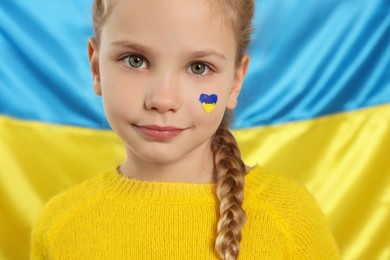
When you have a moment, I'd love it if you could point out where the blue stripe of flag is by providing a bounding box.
[0,0,389,129]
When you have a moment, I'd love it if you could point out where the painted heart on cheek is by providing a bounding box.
[199,94,218,114]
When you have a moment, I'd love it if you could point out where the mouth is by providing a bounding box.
[134,125,185,140]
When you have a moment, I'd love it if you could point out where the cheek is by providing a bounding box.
[186,86,230,126]
[198,93,219,114]
[191,80,233,115]
[101,76,145,119]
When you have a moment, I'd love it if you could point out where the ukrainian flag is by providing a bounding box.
[0,1,389,259]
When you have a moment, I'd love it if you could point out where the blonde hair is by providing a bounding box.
[92,1,254,259]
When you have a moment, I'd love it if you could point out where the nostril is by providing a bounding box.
[145,90,180,112]
[145,75,180,112]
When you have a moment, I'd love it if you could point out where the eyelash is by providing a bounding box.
[121,54,149,69]
[187,62,215,77]
[119,54,215,76]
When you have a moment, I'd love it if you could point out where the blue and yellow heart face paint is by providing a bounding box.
[199,93,218,114]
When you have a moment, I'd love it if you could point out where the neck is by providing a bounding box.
[119,141,215,184]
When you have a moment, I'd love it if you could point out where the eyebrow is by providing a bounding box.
[110,40,226,61]
[190,50,227,61]
[110,40,153,53]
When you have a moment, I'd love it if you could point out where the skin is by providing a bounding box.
[88,0,249,183]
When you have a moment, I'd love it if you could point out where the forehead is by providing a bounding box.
[100,0,236,58]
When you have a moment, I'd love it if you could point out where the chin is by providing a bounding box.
[140,153,178,164]
[129,146,185,164]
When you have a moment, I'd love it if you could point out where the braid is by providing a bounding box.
[212,116,246,260]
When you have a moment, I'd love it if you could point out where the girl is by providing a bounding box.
[31,0,339,259]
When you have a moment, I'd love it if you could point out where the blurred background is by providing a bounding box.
[1,0,389,259]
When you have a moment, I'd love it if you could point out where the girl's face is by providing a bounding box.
[89,0,248,165]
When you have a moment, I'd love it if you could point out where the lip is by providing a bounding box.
[134,125,184,140]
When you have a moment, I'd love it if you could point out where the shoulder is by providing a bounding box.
[30,167,114,256]
[245,166,316,208]
[39,169,109,222]
[244,166,340,259]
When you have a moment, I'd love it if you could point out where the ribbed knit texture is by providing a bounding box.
[31,166,339,259]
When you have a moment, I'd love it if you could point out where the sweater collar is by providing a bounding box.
[100,165,266,202]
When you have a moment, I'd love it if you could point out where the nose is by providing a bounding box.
[145,72,180,113]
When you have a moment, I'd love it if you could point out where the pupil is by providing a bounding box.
[193,64,205,74]
[130,56,142,67]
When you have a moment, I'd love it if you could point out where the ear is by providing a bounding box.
[226,54,250,110]
[88,38,102,96]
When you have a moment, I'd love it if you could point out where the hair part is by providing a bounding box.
[91,1,254,259]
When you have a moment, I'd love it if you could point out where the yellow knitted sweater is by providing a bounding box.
[31,166,339,259]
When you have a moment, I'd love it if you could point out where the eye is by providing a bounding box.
[189,62,211,75]
[123,55,148,69]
